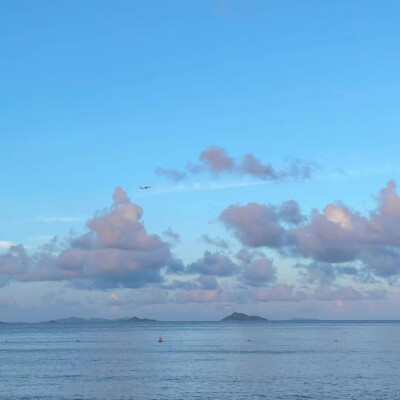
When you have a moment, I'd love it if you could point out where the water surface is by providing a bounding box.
[1,321,399,399]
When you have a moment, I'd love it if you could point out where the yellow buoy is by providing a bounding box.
[158,337,163,342]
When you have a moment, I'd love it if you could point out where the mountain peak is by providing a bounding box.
[221,312,268,322]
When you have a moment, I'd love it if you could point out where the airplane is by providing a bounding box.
[139,186,151,189]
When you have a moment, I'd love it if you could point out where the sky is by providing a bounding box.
[1,0,400,321]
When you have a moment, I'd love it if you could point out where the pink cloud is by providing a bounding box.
[156,145,315,182]
[220,180,400,279]
[254,284,307,302]
[175,289,220,303]
[0,188,176,289]
[198,146,235,173]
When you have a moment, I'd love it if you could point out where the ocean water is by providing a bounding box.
[1,321,400,400]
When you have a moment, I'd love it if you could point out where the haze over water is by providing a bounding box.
[1,321,400,400]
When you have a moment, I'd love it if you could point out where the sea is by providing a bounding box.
[1,321,400,400]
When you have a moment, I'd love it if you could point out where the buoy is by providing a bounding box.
[158,337,163,342]
[76,339,80,342]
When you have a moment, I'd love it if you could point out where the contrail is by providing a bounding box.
[150,180,269,194]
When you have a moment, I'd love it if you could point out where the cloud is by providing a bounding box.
[314,286,388,301]
[110,292,118,301]
[107,292,129,307]
[0,245,29,275]
[241,258,277,287]
[278,200,307,225]
[164,275,223,305]
[1,182,397,309]
[362,246,400,278]
[196,146,235,174]
[202,234,229,249]
[85,188,163,251]
[293,204,366,263]
[296,261,359,286]
[220,201,304,247]
[221,203,285,247]
[163,228,181,244]
[174,289,221,303]
[156,145,315,182]
[235,247,266,265]
[0,188,176,289]
[187,251,238,276]
[154,167,187,182]
[220,181,400,281]
[0,241,14,250]
[167,275,220,291]
[129,288,170,305]
[254,284,308,302]
[293,181,400,265]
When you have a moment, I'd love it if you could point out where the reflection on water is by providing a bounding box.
[1,321,400,399]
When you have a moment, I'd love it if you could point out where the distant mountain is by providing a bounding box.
[128,317,156,322]
[43,316,156,323]
[46,317,88,324]
[89,317,130,323]
[221,312,268,322]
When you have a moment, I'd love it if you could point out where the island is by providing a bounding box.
[221,312,268,322]
[127,317,155,322]
[43,316,156,323]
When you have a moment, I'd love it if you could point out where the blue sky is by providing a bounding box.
[1,1,400,321]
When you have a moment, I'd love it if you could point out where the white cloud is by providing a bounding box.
[0,241,14,249]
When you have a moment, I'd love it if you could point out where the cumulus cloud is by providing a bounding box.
[362,246,400,278]
[0,188,176,289]
[220,180,400,282]
[187,251,238,276]
[235,247,266,265]
[2,182,397,309]
[241,258,277,287]
[293,182,400,265]
[220,201,304,247]
[296,261,359,286]
[156,145,315,182]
